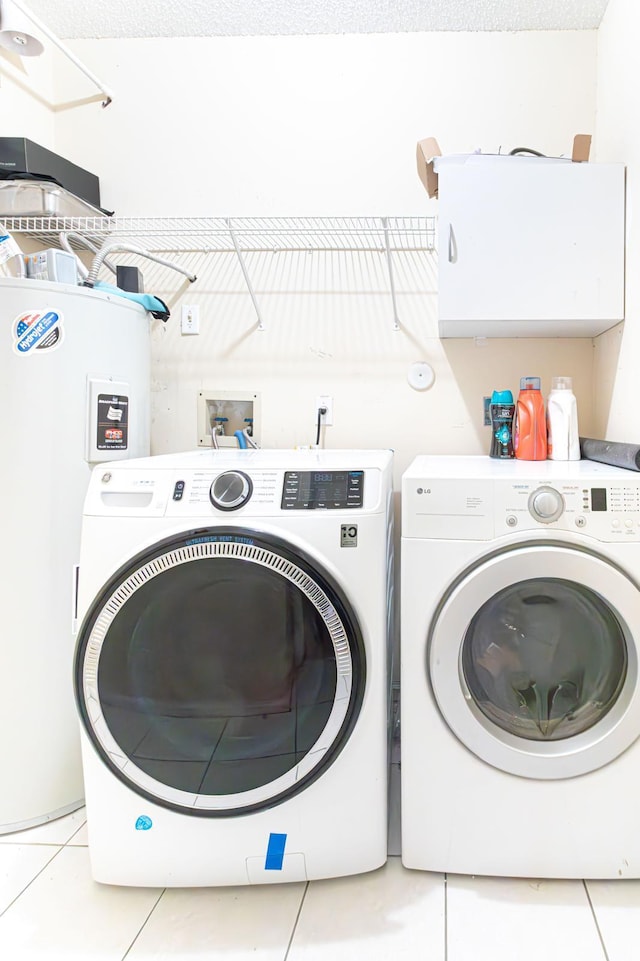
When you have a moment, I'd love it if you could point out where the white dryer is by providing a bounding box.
[75,448,393,886]
[401,455,640,879]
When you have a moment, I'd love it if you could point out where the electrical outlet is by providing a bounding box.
[181,304,200,335]
[315,394,333,426]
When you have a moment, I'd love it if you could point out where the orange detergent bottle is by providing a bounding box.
[514,376,547,461]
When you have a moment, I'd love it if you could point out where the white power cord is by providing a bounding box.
[83,241,197,288]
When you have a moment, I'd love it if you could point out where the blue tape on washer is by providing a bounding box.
[265,832,287,870]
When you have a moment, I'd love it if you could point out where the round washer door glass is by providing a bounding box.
[429,544,640,779]
[76,529,365,814]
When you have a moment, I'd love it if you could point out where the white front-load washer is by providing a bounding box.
[74,448,393,886]
[401,455,640,879]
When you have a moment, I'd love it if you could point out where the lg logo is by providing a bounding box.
[416,488,431,495]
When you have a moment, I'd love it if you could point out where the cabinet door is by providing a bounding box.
[437,161,625,337]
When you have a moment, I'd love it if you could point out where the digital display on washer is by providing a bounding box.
[281,470,364,510]
[591,488,607,512]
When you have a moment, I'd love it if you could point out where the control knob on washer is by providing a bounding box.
[209,471,253,511]
[528,486,565,524]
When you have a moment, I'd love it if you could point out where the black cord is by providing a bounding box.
[315,406,327,446]
[509,147,547,157]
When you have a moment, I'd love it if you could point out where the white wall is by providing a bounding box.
[593,0,640,442]
[0,47,55,145]
[52,32,596,217]
[5,30,600,482]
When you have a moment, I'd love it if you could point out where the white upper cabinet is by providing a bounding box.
[435,156,625,338]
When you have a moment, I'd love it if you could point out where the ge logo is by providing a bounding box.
[416,488,431,495]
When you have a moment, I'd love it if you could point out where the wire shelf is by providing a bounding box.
[0,215,435,254]
[2,215,436,330]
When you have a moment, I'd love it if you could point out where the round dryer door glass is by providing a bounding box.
[76,529,365,815]
[461,577,627,741]
[428,543,640,779]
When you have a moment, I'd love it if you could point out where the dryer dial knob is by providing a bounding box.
[210,470,253,511]
[528,486,565,524]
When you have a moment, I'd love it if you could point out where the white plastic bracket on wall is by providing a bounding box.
[382,217,401,331]
[226,218,265,331]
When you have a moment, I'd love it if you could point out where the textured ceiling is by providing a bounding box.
[23,0,611,39]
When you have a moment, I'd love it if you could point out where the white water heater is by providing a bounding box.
[0,278,151,833]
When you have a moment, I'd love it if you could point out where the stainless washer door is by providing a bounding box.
[429,543,640,779]
[75,528,365,814]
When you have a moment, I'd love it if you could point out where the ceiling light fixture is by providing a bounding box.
[0,0,113,107]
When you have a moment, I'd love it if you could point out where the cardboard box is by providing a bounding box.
[0,137,100,208]
[416,134,592,199]
[572,134,592,163]
[416,137,442,198]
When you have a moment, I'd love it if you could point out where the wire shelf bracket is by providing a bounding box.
[382,217,401,331]
[226,217,265,332]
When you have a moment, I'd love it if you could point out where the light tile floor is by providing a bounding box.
[1,762,640,960]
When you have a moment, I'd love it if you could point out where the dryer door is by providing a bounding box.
[429,543,640,779]
[75,528,365,815]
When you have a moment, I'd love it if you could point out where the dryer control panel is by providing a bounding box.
[500,478,640,539]
[403,471,640,541]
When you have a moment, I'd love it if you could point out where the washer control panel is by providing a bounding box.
[177,469,368,514]
[88,456,388,519]
[281,470,364,510]
[209,470,253,511]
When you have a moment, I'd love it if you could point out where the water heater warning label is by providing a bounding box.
[97,394,129,451]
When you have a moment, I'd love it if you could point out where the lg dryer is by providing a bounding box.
[74,448,394,886]
[401,455,640,879]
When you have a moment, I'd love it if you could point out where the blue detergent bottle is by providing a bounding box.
[489,389,515,459]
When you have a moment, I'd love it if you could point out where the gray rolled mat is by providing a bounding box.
[579,437,640,472]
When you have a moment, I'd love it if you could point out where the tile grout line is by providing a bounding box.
[283,880,310,961]
[121,888,166,960]
[0,845,65,919]
[64,819,88,847]
[0,839,71,847]
[582,880,612,961]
